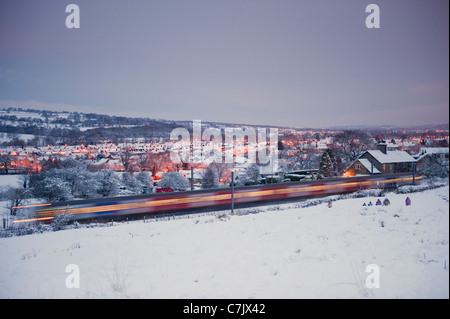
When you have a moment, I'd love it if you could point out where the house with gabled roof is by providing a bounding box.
[344,158,381,177]
[344,141,416,177]
[414,147,449,173]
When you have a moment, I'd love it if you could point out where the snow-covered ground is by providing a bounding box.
[0,186,448,299]
[0,174,22,188]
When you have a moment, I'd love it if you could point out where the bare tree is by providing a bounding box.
[140,152,172,177]
[206,162,232,184]
[6,187,31,216]
[0,154,12,174]
[119,148,133,173]
[332,130,375,163]
[292,150,321,171]
[201,164,220,189]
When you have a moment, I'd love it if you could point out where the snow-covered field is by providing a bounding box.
[0,186,448,299]
[0,174,22,188]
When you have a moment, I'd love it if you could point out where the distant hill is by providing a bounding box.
[0,107,188,146]
[328,123,449,132]
[1,107,448,146]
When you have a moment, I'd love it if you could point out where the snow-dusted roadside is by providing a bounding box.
[0,186,448,299]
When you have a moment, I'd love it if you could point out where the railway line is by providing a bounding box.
[14,173,420,224]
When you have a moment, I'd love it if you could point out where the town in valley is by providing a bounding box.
[0,108,448,215]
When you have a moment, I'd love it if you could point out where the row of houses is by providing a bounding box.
[1,139,448,183]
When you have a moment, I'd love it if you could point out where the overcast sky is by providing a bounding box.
[0,0,448,128]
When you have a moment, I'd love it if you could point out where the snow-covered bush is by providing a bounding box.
[51,211,73,231]
[397,177,449,194]
[29,159,127,201]
[244,163,260,185]
[41,174,73,202]
[417,156,448,178]
[96,169,120,197]
[351,188,385,198]
[121,172,142,193]
[135,171,152,186]
[159,172,189,191]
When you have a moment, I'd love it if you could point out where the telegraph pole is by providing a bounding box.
[231,171,235,214]
[190,166,194,191]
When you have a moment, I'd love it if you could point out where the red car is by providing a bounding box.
[155,187,174,193]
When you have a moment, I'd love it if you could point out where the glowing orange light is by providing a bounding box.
[12,203,52,209]
[12,217,54,223]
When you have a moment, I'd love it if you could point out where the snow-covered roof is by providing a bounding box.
[413,153,428,161]
[419,147,449,155]
[365,150,416,164]
[92,158,109,165]
[357,158,381,174]
[387,143,399,149]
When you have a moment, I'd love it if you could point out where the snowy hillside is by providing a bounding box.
[0,186,448,299]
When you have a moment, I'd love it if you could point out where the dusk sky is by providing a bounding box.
[0,0,448,128]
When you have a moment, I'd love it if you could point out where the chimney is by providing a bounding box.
[377,140,387,154]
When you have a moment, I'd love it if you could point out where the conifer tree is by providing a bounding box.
[319,151,334,178]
